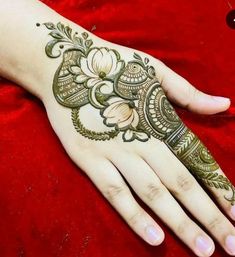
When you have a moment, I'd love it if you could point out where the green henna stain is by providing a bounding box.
[41,22,235,205]
[72,108,119,141]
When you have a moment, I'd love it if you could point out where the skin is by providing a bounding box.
[0,1,234,256]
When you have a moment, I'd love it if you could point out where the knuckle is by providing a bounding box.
[176,219,191,235]
[190,86,200,103]
[207,216,223,231]
[175,174,195,193]
[144,183,164,202]
[128,210,143,226]
[103,184,125,203]
[152,59,166,82]
[185,86,200,110]
[67,139,95,161]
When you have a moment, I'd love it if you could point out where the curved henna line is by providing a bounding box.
[225,187,235,205]
[71,108,119,141]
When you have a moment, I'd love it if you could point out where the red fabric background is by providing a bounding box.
[1,0,235,256]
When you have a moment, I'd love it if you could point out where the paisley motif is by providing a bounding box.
[53,49,89,108]
[114,61,151,100]
[146,85,181,134]
[137,79,181,140]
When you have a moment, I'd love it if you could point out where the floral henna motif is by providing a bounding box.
[39,22,235,204]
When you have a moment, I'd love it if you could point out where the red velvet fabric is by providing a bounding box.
[1,1,235,256]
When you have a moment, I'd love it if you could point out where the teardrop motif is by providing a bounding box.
[114,61,150,100]
[53,49,89,108]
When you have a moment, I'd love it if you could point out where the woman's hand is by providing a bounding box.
[39,21,235,257]
[0,1,234,256]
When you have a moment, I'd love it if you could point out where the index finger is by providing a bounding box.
[165,123,235,214]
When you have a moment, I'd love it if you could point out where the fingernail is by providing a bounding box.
[230,205,235,220]
[225,235,235,255]
[145,226,162,245]
[195,236,214,256]
[212,96,230,104]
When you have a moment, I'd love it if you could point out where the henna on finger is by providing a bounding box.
[39,22,235,205]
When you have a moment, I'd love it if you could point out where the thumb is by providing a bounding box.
[154,60,231,115]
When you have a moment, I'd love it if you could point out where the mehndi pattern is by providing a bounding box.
[39,22,235,204]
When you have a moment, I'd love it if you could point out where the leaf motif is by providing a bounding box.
[195,170,232,193]
[212,182,219,188]
[205,173,212,179]
[219,183,227,189]
[44,22,56,30]
[73,37,83,46]
[144,57,149,64]
[82,32,89,39]
[44,22,93,56]
[64,26,72,39]
[57,22,65,32]
[49,31,63,39]
[206,173,217,179]
[133,52,142,61]
[85,40,93,48]
[206,181,212,187]
[135,131,149,142]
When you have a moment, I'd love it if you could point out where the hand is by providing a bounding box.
[38,22,234,257]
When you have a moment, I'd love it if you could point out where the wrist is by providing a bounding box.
[0,0,97,102]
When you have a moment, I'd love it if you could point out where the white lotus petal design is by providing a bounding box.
[76,47,124,88]
[75,74,88,83]
[123,129,149,142]
[103,97,139,129]
[123,129,134,141]
[135,132,149,141]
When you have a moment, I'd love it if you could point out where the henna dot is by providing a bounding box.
[36,23,41,27]
[98,71,106,79]
[128,101,135,108]
[59,45,64,49]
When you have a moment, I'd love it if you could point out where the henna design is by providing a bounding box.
[71,108,119,140]
[39,22,235,204]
